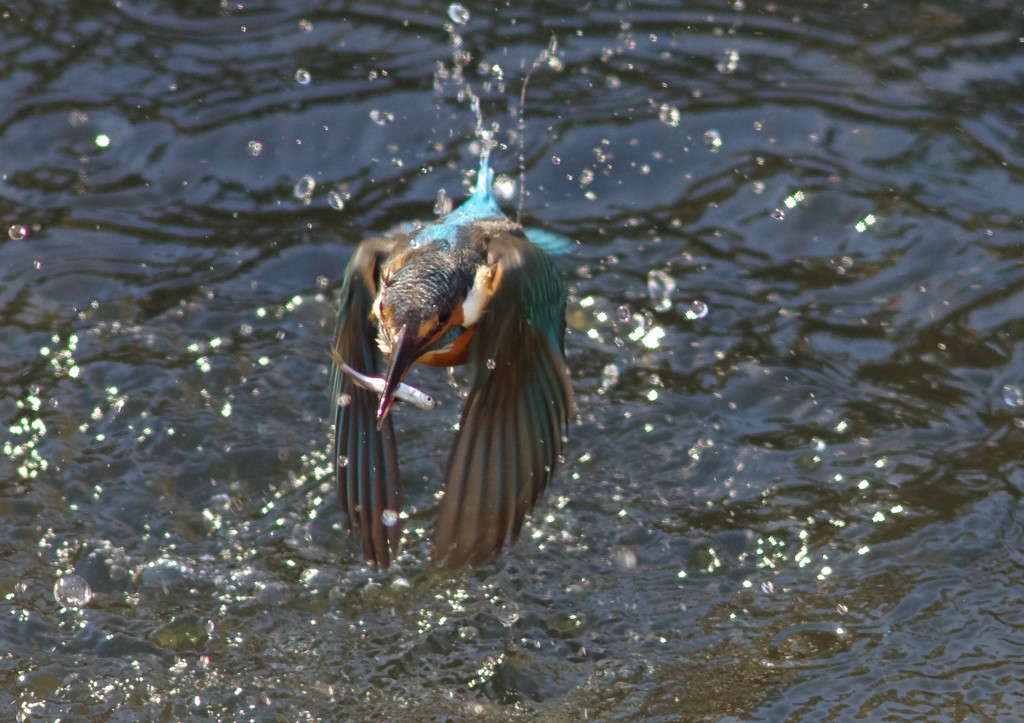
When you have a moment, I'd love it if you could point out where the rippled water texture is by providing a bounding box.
[3,1,1024,719]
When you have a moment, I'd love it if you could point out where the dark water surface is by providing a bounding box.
[3,0,1024,719]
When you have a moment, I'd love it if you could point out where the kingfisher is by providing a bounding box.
[330,152,574,569]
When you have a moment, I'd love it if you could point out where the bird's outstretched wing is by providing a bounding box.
[331,235,405,567]
[433,229,574,568]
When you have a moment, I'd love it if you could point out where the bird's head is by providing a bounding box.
[371,247,498,426]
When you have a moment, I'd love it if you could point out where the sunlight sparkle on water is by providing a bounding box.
[784,190,806,209]
[855,213,877,233]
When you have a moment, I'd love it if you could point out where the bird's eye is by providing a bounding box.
[438,309,451,325]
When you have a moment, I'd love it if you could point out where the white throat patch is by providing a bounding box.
[461,264,494,327]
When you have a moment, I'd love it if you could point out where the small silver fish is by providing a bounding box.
[330,350,436,410]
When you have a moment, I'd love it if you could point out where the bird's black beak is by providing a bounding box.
[376,325,417,429]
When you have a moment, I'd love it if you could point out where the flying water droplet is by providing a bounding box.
[703,129,722,152]
[327,190,346,211]
[771,208,786,221]
[337,454,349,468]
[493,174,516,200]
[613,547,638,569]
[369,109,394,126]
[486,358,497,370]
[1003,385,1024,409]
[647,269,676,312]
[496,601,520,628]
[435,188,453,216]
[247,140,263,157]
[294,68,311,85]
[616,304,632,323]
[717,49,740,74]
[381,509,399,527]
[684,300,709,320]
[8,224,28,241]
[600,363,620,392]
[447,2,470,25]
[293,175,316,205]
[336,393,352,408]
[53,574,92,609]
[658,104,680,127]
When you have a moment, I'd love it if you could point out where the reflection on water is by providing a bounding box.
[2,0,1024,719]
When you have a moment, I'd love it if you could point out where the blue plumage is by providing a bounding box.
[331,151,574,569]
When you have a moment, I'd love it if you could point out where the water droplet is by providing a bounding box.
[493,174,516,200]
[53,574,92,609]
[95,134,111,148]
[658,103,680,127]
[336,393,352,408]
[600,363,620,392]
[684,300,709,320]
[703,129,722,152]
[579,168,595,187]
[760,580,774,594]
[717,49,740,74]
[337,454,349,468]
[771,208,786,221]
[8,224,28,241]
[616,304,632,323]
[434,188,453,216]
[327,191,345,211]
[647,269,676,312]
[496,601,520,627]
[293,175,316,204]
[486,358,497,370]
[298,19,313,32]
[447,2,470,25]
[239,323,253,337]
[613,547,638,569]
[247,140,263,157]
[294,68,311,85]
[381,509,399,527]
[369,109,394,126]
[1003,385,1024,409]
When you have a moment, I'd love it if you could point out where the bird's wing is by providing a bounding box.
[331,234,405,567]
[433,229,574,568]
